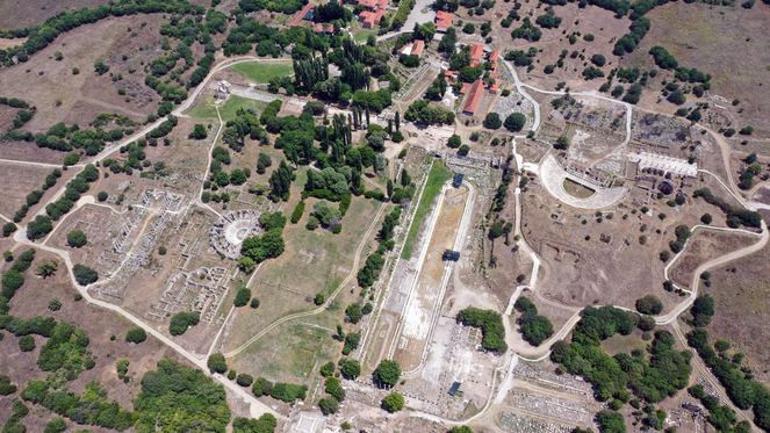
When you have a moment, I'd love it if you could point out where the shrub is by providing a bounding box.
[635,295,663,315]
[207,352,228,374]
[234,287,251,307]
[504,113,526,132]
[270,382,307,403]
[252,377,274,397]
[339,358,361,380]
[0,375,17,395]
[236,373,254,387]
[319,397,340,415]
[373,360,401,388]
[381,392,405,412]
[72,264,98,285]
[19,335,36,352]
[169,311,200,336]
[125,327,147,344]
[483,112,502,129]
[66,229,88,248]
[457,307,507,352]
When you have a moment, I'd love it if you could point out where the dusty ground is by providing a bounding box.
[0,14,167,131]
[0,162,54,219]
[707,243,770,385]
[0,0,107,29]
[624,3,770,136]
[395,186,468,371]
[668,229,757,288]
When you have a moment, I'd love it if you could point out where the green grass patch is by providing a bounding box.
[186,95,272,122]
[229,61,293,83]
[401,160,452,259]
[353,27,377,43]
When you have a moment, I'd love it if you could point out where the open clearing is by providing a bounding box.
[187,95,270,122]
[222,196,382,352]
[708,243,770,385]
[229,61,293,84]
[624,3,770,135]
[0,0,106,28]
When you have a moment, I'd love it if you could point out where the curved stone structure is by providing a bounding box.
[536,154,626,209]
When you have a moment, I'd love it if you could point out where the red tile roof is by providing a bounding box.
[435,11,453,31]
[360,9,385,28]
[313,23,335,33]
[469,43,484,68]
[288,2,315,27]
[462,79,484,115]
[411,39,425,56]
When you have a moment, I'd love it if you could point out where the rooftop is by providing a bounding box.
[435,10,453,31]
[462,79,484,115]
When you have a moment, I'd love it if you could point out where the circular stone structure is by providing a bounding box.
[209,210,263,259]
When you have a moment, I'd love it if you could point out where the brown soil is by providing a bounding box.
[707,243,770,385]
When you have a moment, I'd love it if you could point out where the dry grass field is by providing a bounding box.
[0,162,53,219]
[0,14,166,131]
[624,3,770,136]
[708,244,770,385]
[222,196,382,352]
[0,0,107,29]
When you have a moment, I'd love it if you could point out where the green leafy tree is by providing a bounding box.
[504,113,526,132]
[169,311,200,336]
[126,327,147,344]
[339,358,361,380]
[208,352,228,374]
[66,229,87,248]
[373,360,401,388]
[381,392,405,412]
[72,264,98,286]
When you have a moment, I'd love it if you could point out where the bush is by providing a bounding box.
[596,410,626,433]
[270,382,307,403]
[324,376,345,401]
[250,298,260,309]
[72,264,98,285]
[97,191,109,202]
[635,295,663,315]
[457,307,507,353]
[19,335,35,352]
[447,134,462,148]
[504,113,526,132]
[169,311,200,336]
[381,392,405,412]
[207,352,228,374]
[189,124,208,139]
[320,361,335,378]
[0,375,17,396]
[2,223,17,237]
[318,397,340,415]
[251,377,274,397]
[483,113,502,129]
[43,418,67,433]
[236,373,254,387]
[339,358,361,380]
[125,327,147,344]
[373,360,401,388]
[66,229,87,248]
[234,287,251,307]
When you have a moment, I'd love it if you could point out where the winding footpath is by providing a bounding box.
[10,54,282,419]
